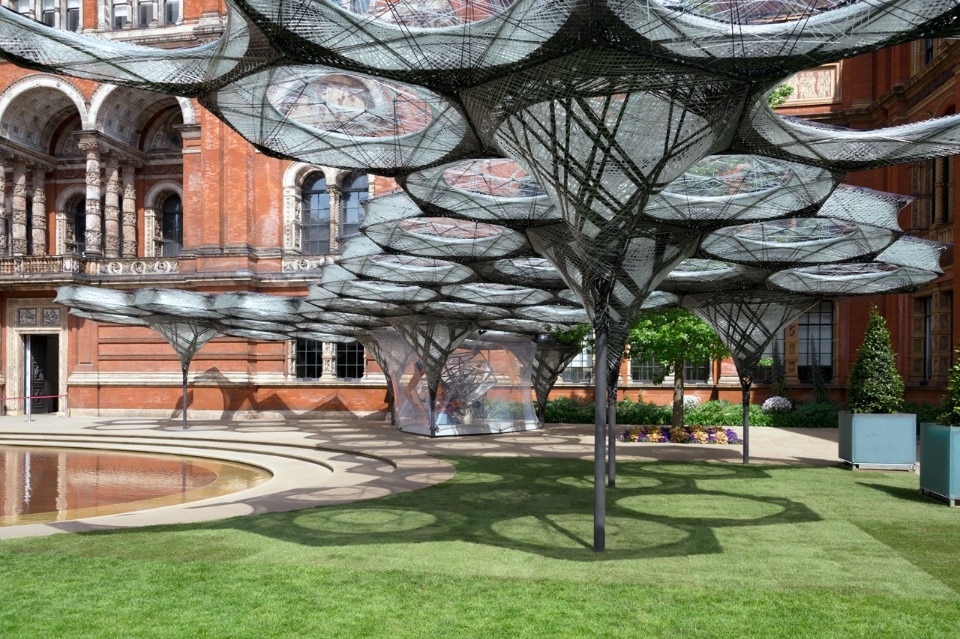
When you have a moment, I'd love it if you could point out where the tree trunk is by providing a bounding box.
[672,362,685,428]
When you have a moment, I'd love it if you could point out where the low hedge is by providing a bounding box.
[544,397,849,428]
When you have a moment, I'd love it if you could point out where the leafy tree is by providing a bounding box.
[768,84,795,108]
[545,323,592,345]
[847,307,904,413]
[627,308,729,427]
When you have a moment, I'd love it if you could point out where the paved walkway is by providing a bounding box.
[0,414,841,539]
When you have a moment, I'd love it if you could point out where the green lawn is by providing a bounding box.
[2,457,959,638]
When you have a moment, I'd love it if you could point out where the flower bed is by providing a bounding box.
[619,425,742,444]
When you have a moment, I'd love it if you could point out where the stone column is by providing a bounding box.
[143,207,158,257]
[0,157,8,255]
[55,207,69,255]
[321,341,337,380]
[30,169,47,255]
[327,184,342,254]
[103,156,120,258]
[11,162,28,256]
[121,162,137,257]
[79,141,102,257]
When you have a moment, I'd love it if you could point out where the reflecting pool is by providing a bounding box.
[0,446,271,526]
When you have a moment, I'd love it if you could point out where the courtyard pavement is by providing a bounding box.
[0,414,843,539]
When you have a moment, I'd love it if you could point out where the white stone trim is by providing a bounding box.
[88,85,197,130]
[5,298,68,416]
[0,74,88,126]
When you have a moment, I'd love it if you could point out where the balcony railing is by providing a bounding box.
[0,256,83,276]
[0,256,179,278]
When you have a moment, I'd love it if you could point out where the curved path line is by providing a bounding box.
[0,420,455,539]
[0,414,842,539]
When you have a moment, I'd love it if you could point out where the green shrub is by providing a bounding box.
[616,397,671,425]
[685,400,770,427]
[769,402,839,428]
[936,343,960,426]
[903,401,944,425]
[543,396,671,425]
[543,396,595,423]
[481,399,528,420]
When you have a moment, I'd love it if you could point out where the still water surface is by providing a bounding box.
[0,445,271,526]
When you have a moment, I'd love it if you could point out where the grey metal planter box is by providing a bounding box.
[838,411,917,470]
[919,423,960,506]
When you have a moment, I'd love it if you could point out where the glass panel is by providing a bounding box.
[630,354,660,383]
[163,0,179,24]
[161,194,182,257]
[336,341,365,379]
[41,0,55,26]
[65,5,79,31]
[73,199,86,256]
[301,174,330,255]
[139,2,154,26]
[340,173,368,239]
[684,359,710,384]
[295,339,323,379]
[113,3,129,29]
[797,301,833,383]
[561,349,592,383]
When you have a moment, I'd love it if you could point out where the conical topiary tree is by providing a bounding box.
[847,307,904,414]
[769,340,790,399]
[937,344,960,426]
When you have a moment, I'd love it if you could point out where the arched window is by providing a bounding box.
[161,194,183,257]
[301,174,330,255]
[340,173,368,239]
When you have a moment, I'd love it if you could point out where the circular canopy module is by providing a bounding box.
[403,158,559,226]
[701,217,898,266]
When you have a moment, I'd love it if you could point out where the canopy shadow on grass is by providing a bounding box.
[126,458,824,562]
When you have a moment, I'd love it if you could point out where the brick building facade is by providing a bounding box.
[0,3,954,418]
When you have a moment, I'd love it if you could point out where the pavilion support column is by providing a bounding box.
[592,288,611,553]
[740,373,752,465]
[79,141,103,257]
[30,169,47,256]
[10,162,28,256]
[103,156,121,259]
[0,157,8,255]
[121,163,137,258]
[607,369,618,488]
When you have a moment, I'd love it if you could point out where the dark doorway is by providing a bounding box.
[25,334,59,414]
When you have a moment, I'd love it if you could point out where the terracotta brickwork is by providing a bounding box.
[0,9,956,417]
